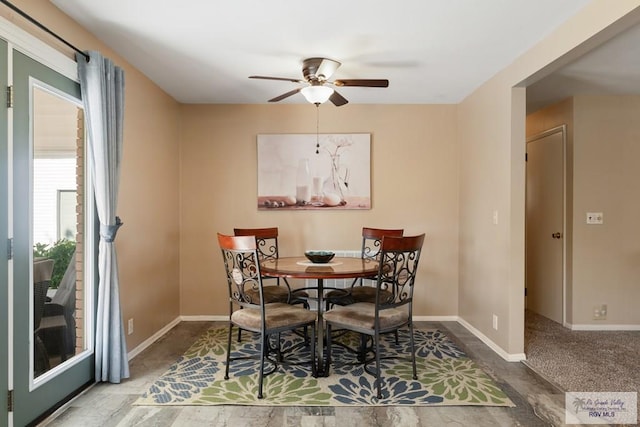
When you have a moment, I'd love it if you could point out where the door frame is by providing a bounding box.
[525,124,567,326]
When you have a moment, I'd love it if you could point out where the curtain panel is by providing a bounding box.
[77,51,129,383]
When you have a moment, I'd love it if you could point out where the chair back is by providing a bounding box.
[234,227,279,262]
[375,234,425,309]
[50,252,76,309]
[33,258,54,330]
[218,233,265,308]
[361,227,404,261]
[34,258,54,283]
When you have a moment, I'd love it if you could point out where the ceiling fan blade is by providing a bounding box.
[268,88,302,103]
[333,79,389,88]
[250,75,304,83]
[329,90,348,107]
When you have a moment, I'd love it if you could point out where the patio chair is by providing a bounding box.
[218,233,317,399]
[39,252,76,361]
[33,258,54,375]
[324,233,425,399]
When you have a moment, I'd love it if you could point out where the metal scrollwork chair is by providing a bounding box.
[348,227,404,304]
[326,227,404,356]
[218,233,317,399]
[324,233,425,399]
[233,227,309,342]
[233,227,299,304]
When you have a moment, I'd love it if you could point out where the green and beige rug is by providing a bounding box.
[136,327,514,407]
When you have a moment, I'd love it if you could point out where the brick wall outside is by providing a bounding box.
[74,108,84,353]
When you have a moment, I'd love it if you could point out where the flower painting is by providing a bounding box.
[257,134,371,210]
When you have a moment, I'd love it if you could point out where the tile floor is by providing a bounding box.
[38,321,569,427]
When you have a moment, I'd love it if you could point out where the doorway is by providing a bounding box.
[525,125,566,325]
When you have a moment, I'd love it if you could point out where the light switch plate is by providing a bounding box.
[586,212,603,224]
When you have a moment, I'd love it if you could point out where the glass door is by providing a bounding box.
[11,50,94,426]
[0,37,8,426]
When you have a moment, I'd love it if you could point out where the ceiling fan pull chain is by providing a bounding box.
[316,104,320,154]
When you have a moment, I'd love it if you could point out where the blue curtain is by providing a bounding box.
[77,51,129,383]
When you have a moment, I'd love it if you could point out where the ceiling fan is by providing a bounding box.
[249,57,389,106]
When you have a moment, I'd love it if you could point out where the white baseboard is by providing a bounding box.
[181,315,229,322]
[127,314,526,363]
[180,315,458,323]
[127,316,181,360]
[413,315,459,322]
[127,315,230,360]
[567,323,640,331]
[457,317,526,362]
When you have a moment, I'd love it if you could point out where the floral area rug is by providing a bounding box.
[135,327,514,407]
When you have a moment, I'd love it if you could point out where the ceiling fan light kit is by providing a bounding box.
[250,57,389,106]
[301,85,334,104]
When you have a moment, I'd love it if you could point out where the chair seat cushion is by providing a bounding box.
[38,315,67,330]
[291,289,309,298]
[325,289,355,306]
[245,285,290,303]
[324,302,408,332]
[231,303,316,331]
[350,286,393,304]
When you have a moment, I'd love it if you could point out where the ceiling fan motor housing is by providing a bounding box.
[302,57,341,83]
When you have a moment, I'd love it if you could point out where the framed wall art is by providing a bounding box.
[257,133,371,210]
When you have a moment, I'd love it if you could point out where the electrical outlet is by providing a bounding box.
[599,304,607,319]
[586,212,604,224]
[128,318,134,335]
[492,314,498,330]
[593,304,607,320]
[492,210,499,225]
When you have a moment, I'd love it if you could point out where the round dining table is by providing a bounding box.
[260,256,378,376]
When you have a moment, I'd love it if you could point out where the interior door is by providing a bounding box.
[11,50,94,426]
[526,126,565,324]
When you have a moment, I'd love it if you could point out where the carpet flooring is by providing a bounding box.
[136,327,514,408]
[524,310,640,394]
[524,310,640,423]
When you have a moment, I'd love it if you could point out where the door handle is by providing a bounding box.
[551,232,562,239]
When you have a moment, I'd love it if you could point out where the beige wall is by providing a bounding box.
[179,104,460,317]
[458,1,640,355]
[5,1,182,350]
[572,95,640,325]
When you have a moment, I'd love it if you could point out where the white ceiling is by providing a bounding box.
[50,0,597,106]
[527,22,640,113]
